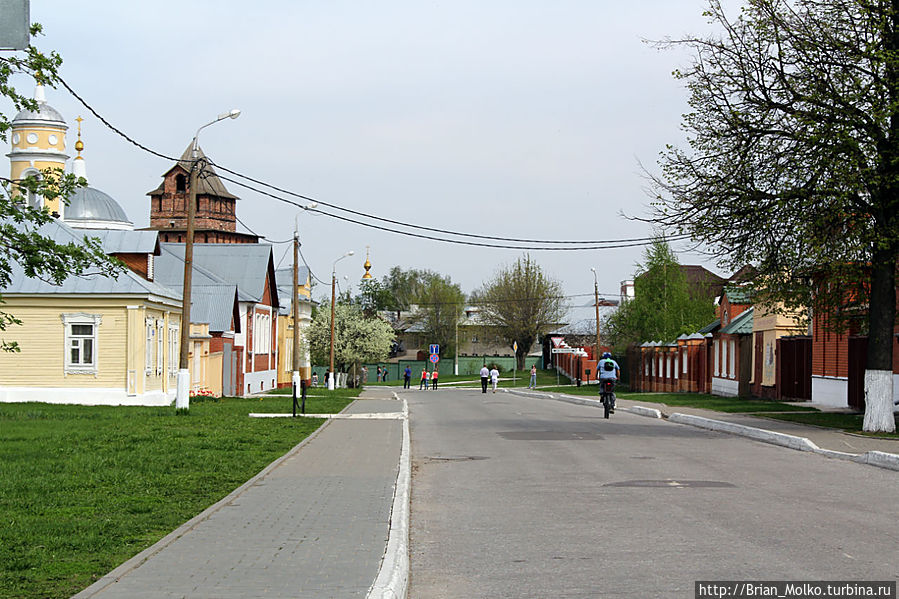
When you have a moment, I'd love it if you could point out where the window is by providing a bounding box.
[729,339,736,379]
[175,174,186,193]
[253,311,272,354]
[157,320,164,375]
[146,318,156,374]
[714,340,720,376]
[61,313,101,374]
[169,324,179,376]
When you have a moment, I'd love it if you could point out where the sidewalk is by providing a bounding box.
[73,388,405,599]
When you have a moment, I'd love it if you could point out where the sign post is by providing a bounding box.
[512,341,517,385]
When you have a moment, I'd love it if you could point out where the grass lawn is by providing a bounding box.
[0,391,357,599]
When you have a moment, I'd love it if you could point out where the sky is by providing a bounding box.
[7,0,724,321]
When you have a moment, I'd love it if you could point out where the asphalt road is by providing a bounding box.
[405,387,899,598]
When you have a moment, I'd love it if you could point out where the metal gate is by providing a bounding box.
[222,342,234,397]
[776,336,812,401]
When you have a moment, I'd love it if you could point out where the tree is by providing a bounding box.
[604,239,717,349]
[409,273,465,359]
[473,255,566,369]
[648,0,899,431]
[0,26,121,351]
[306,302,394,373]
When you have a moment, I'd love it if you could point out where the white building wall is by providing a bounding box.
[0,386,173,406]
[811,376,848,408]
[711,376,739,397]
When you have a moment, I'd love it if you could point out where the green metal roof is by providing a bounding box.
[723,285,753,305]
[698,319,720,334]
[720,307,754,335]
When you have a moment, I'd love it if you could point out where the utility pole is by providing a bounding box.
[591,268,601,360]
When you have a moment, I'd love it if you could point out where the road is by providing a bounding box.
[405,387,899,598]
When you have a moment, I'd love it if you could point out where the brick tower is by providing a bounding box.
[146,143,258,243]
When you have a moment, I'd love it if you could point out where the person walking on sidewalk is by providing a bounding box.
[420,368,428,390]
[431,368,438,390]
[403,366,412,389]
[480,365,490,393]
[528,364,537,389]
[490,366,500,393]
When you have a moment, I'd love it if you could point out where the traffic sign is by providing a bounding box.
[429,344,439,355]
[430,354,439,364]
[551,348,579,354]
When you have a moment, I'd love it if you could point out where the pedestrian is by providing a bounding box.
[528,364,537,389]
[420,368,428,390]
[403,366,411,389]
[490,365,499,393]
[480,364,490,393]
[431,368,438,390]
[377,366,382,382]
[382,368,388,382]
[311,372,318,387]
[425,370,431,390]
[361,366,368,385]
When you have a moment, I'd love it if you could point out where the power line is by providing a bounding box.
[58,75,689,251]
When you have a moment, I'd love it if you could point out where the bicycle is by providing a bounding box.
[599,379,616,419]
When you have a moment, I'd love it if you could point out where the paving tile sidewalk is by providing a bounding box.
[73,388,403,599]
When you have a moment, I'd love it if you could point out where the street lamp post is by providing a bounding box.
[176,109,240,411]
[328,250,354,390]
[591,267,601,362]
[292,203,317,414]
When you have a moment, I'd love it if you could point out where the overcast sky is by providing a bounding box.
[8,0,723,318]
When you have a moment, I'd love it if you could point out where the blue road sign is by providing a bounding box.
[429,344,439,355]
[430,354,439,364]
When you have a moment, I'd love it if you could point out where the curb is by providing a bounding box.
[367,394,411,599]
[71,416,340,598]
[508,389,899,473]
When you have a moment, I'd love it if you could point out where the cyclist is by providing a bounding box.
[596,352,620,413]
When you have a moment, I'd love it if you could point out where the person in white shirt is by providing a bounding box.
[480,365,490,393]
[490,366,500,393]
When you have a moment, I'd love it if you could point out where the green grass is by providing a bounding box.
[0,392,357,599]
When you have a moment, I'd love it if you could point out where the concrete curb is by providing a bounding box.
[367,394,411,599]
[71,416,340,599]
[668,413,820,451]
[507,389,899,473]
[667,413,899,472]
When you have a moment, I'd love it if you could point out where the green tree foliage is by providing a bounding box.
[474,255,565,369]
[307,302,394,372]
[604,239,716,349]
[0,26,122,351]
[409,273,465,358]
[649,0,899,431]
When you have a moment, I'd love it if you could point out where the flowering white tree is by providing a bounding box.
[307,302,394,372]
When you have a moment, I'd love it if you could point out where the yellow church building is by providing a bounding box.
[0,85,198,405]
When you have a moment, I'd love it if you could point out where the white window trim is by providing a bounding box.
[168,323,179,376]
[156,319,164,376]
[145,317,156,376]
[61,313,102,375]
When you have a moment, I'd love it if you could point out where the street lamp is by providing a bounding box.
[176,109,241,411]
[591,267,601,362]
[329,250,354,390]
